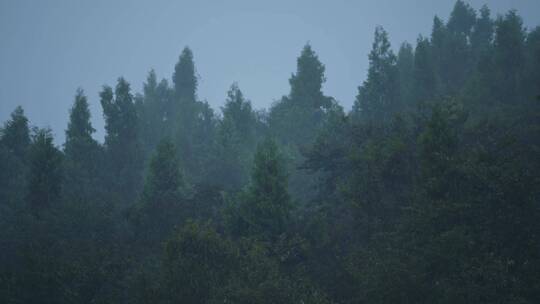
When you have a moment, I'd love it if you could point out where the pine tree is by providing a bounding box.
[447,0,476,37]
[171,47,218,183]
[232,138,291,240]
[138,70,174,157]
[396,42,415,109]
[64,89,98,161]
[215,83,259,190]
[418,100,467,199]
[172,47,198,133]
[269,43,332,147]
[141,139,183,207]
[493,10,526,104]
[430,15,447,94]
[173,47,197,104]
[27,128,63,212]
[471,5,494,63]
[130,139,185,248]
[353,26,398,123]
[526,26,540,101]
[289,44,329,110]
[162,221,235,303]
[172,47,199,156]
[413,36,438,104]
[445,1,475,94]
[428,9,473,96]
[100,77,142,204]
[1,106,30,157]
[221,83,257,142]
[63,89,101,202]
[0,106,31,205]
[268,44,334,202]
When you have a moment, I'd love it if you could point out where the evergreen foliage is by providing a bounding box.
[1,2,539,303]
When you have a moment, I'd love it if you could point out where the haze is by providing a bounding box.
[1,0,539,142]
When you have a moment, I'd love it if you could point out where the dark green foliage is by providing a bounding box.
[1,106,30,156]
[493,10,527,104]
[137,70,175,158]
[353,26,399,123]
[397,42,415,108]
[173,47,197,104]
[413,36,438,103]
[430,5,475,96]
[228,138,291,240]
[269,43,332,147]
[214,83,260,190]
[131,139,185,247]
[0,106,30,205]
[141,139,184,207]
[101,77,143,205]
[161,221,235,303]
[2,2,540,303]
[268,43,333,202]
[447,0,476,36]
[471,5,494,62]
[26,128,63,212]
[63,89,102,203]
[65,89,95,150]
[288,44,330,110]
[170,47,220,185]
[526,26,540,101]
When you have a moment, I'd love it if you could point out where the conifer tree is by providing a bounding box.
[27,128,63,212]
[353,26,398,123]
[172,47,199,154]
[0,106,31,205]
[100,77,142,204]
[493,10,527,104]
[471,5,494,62]
[63,89,101,202]
[288,44,329,110]
[396,42,415,108]
[215,83,259,190]
[1,106,30,157]
[162,221,235,303]
[447,0,476,37]
[131,139,185,247]
[173,47,197,104]
[138,70,174,157]
[444,1,475,93]
[430,16,447,92]
[141,139,183,207]
[171,47,218,183]
[413,36,438,104]
[64,89,98,162]
[526,26,540,101]
[232,138,291,240]
[221,83,257,142]
[269,43,332,147]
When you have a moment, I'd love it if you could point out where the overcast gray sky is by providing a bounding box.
[1,0,539,143]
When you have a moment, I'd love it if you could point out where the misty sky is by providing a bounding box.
[1,0,539,143]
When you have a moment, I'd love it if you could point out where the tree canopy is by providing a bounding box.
[1,2,539,303]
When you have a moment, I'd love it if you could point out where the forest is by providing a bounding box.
[1,1,539,303]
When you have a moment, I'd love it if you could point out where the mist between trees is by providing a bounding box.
[1,1,539,303]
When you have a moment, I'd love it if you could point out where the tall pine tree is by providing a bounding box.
[27,128,63,213]
[0,106,31,205]
[100,77,142,205]
[63,89,101,203]
[352,26,399,123]
[229,138,291,240]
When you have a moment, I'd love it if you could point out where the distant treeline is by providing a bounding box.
[1,1,539,303]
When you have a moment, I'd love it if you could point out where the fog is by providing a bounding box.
[1,0,539,142]
[1,1,540,303]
